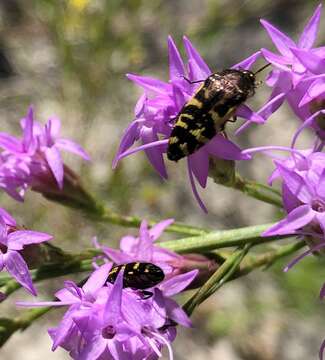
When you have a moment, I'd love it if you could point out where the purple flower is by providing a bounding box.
[97,219,213,282]
[18,262,198,359]
[0,106,90,199]
[98,219,182,276]
[0,152,29,201]
[261,4,325,140]
[113,36,278,211]
[0,207,52,295]
[263,149,325,241]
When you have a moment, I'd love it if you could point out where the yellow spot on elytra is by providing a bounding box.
[204,89,211,99]
[133,262,140,270]
[187,98,203,108]
[179,143,189,154]
[180,113,194,120]
[144,269,149,273]
[110,267,118,274]
[128,271,134,275]
[169,137,179,144]
[190,129,209,143]
[175,119,189,128]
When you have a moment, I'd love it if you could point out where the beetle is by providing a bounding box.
[167,64,270,161]
[107,262,165,298]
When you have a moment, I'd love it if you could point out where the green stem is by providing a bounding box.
[232,174,283,208]
[99,209,210,236]
[160,223,288,253]
[0,242,306,347]
[0,223,289,296]
[184,245,250,315]
[0,307,51,347]
[210,164,283,208]
[0,257,95,296]
[238,240,306,277]
[183,240,306,316]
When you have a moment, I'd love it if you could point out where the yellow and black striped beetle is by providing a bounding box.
[167,64,270,161]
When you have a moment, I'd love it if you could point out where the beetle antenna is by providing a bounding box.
[254,63,271,75]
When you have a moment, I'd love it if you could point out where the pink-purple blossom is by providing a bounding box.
[0,207,52,295]
[113,36,280,211]
[261,4,325,141]
[0,106,90,200]
[263,150,325,241]
[18,259,198,359]
[97,219,182,276]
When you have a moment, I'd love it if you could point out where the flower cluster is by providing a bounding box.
[19,221,198,359]
[0,208,52,296]
[0,106,90,200]
[4,3,325,360]
[113,36,285,211]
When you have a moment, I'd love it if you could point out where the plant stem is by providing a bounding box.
[0,241,306,347]
[160,223,288,253]
[183,245,250,315]
[99,209,210,236]
[210,162,283,208]
[0,257,95,296]
[238,240,306,277]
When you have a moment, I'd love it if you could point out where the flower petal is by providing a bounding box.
[236,104,265,123]
[290,47,325,74]
[56,139,90,161]
[299,79,325,107]
[127,74,170,95]
[188,149,209,188]
[4,250,36,295]
[104,269,124,325]
[150,219,174,241]
[260,19,296,58]
[45,146,64,188]
[168,36,186,80]
[79,335,107,360]
[164,297,192,327]
[205,135,250,160]
[22,106,34,151]
[298,4,322,49]
[183,36,211,80]
[83,262,113,294]
[282,183,301,213]
[187,158,207,213]
[0,133,22,153]
[160,270,198,297]
[260,48,291,71]
[8,230,52,250]
[276,162,312,203]
[0,208,16,227]
[262,205,314,236]
[112,119,143,168]
[232,51,261,70]
[141,128,168,179]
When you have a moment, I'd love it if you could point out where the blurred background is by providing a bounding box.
[0,0,324,359]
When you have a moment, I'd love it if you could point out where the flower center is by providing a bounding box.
[311,199,325,213]
[0,244,7,253]
[310,98,325,131]
[102,325,116,339]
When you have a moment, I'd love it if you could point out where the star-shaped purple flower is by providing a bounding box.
[98,219,182,276]
[261,4,325,141]
[0,106,90,200]
[0,207,52,295]
[18,261,198,359]
[263,149,325,241]
[113,36,278,211]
